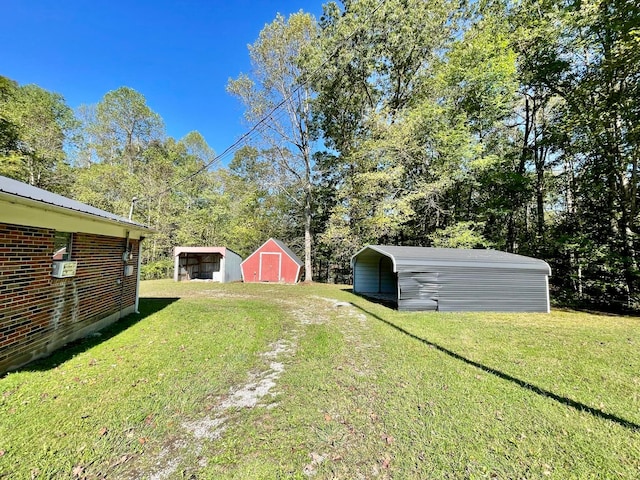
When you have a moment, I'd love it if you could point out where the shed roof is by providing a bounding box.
[173,246,240,258]
[241,238,304,267]
[352,245,551,275]
[0,175,153,233]
[270,238,304,266]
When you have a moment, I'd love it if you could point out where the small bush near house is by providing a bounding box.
[140,258,173,280]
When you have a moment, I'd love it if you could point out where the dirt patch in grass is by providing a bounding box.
[134,294,351,479]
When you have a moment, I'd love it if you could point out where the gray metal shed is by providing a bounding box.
[351,245,551,312]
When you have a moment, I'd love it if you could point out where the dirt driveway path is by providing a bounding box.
[134,293,371,479]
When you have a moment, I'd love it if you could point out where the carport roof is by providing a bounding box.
[173,246,240,257]
[352,245,551,275]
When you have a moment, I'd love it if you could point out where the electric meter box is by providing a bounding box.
[52,261,78,278]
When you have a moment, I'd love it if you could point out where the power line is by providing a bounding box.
[135,0,387,205]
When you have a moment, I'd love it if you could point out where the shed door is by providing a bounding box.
[260,252,281,282]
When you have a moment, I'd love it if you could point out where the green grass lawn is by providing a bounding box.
[1,280,639,479]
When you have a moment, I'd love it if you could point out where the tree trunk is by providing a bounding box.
[303,175,313,282]
[535,149,546,248]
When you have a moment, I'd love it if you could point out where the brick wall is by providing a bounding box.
[0,223,140,373]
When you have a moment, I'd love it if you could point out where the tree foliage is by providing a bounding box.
[2,0,639,309]
[306,0,640,309]
[0,78,77,193]
[228,11,318,281]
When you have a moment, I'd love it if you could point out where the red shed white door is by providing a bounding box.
[259,252,281,282]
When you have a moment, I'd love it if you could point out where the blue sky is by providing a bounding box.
[1,0,324,163]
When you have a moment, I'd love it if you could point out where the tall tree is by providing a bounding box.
[216,146,294,257]
[511,0,640,307]
[0,76,21,174]
[310,0,468,264]
[80,86,164,172]
[227,11,318,282]
[74,87,165,217]
[0,80,77,193]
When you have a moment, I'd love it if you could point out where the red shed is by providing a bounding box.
[241,238,304,284]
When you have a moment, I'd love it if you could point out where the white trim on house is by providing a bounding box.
[0,175,153,239]
[135,240,143,313]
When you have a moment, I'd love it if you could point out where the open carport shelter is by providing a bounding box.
[173,247,242,283]
[351,245,551,312]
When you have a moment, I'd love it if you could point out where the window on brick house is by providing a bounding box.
[53,232,72,260]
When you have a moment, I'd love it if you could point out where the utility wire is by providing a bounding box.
[134,0,387,205]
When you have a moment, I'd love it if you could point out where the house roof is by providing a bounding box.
[352,245,551,275]
[0,175,154,235]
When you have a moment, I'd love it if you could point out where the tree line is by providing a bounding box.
[1,0,639,310]
[0,80,296,279]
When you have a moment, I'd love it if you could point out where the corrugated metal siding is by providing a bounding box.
[435,267,548,312]
[395,267,548,312]
[398,272,438,311]
[352,245,551,312]
[353,253,380,293]
[379,256,396,293]
[224,251,243,282]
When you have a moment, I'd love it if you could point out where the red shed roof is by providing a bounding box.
[240,238,303,266]
[270,239,303,266]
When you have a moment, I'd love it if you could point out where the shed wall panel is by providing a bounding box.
[438,267,548,312]
[379,256,396,294]
[353,254,380,293]
[224,251,243,282]
[352,246,551,312]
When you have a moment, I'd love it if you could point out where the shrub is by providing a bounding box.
[141,258,173,280]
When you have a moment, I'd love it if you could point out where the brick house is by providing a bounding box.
[0,176,154,374]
